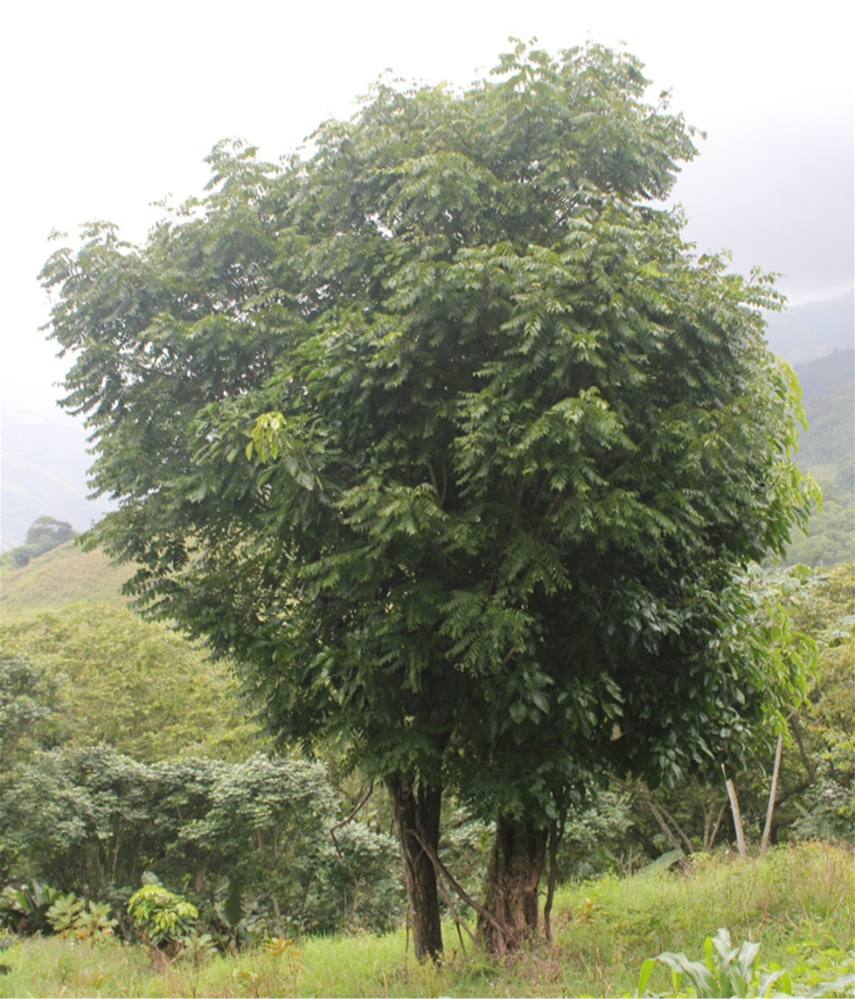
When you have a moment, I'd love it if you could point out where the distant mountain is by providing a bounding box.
[764,288,854,364]
[795,350,854,491]
[0,416,112,550]
[792,349,855,398]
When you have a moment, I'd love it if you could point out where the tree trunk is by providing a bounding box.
[385,771,444,962]
[479,814,548,955]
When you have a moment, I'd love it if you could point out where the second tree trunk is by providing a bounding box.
[479,814,548,954]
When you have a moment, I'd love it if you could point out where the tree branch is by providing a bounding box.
[404,827,507,955]
[329,781,374,859]
[722,765,747,857]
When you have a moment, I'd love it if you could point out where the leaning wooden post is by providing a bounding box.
[760,734,784,854]
[722,764,747,857]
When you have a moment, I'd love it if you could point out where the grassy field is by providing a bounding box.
[0,541,131,623]
[1,842,852,998]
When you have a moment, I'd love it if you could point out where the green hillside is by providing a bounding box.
[784,349,855,566]
[0,540,132,623]
[794,348,855,397]
[797,350,854,486]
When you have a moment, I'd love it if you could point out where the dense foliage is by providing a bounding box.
[41,41,815,955]
[0,746,403,939]
[0,602,260,761]
[599,564,853,861]
[1,603,405,940]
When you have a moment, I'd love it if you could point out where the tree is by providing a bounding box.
[3,517,78,569]
[41,42,814,958]
[24,517,77,548]
[0,657,59,772]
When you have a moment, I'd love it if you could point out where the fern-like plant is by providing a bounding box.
[45,894,84,936]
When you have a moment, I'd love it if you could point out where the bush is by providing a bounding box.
[127,885,198,949]
[1,746,404,940]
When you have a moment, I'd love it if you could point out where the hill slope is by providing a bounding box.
[764,288,854,364]
[0,540,132,623]
[784,348,855,566]
[796,349,855,485]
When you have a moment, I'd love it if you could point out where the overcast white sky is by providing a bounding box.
[1,0,852,427]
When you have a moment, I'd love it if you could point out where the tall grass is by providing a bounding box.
[1,842,852,998]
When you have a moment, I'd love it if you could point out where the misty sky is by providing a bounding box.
[1,0,852,428]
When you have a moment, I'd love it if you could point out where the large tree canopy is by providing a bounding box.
[42,42,814,957]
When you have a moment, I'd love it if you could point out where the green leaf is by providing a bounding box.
[509,701,527,725]
[636,957,655,997]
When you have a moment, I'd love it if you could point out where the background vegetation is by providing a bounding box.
[783,350,854,568]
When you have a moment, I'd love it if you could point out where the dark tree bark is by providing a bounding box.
[479,814,549,954]
[385,771,444,962]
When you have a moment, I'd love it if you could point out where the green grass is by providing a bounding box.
[1,842,852,997]
[0,541,131,623]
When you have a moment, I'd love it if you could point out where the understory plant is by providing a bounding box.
[127,884,198,952]
[636,927,855,998]
[0,880,62,935]
[46,894,117,943]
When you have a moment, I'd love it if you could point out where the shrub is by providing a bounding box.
[127,885,198,949]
